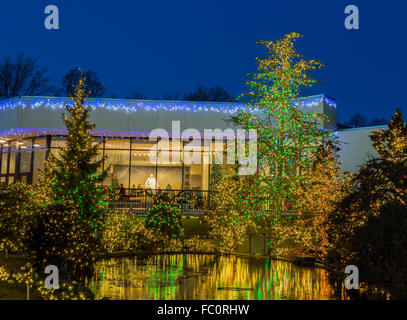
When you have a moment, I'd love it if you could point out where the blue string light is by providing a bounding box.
[0,95,336,114]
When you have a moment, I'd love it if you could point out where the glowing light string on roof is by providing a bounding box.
[0,95,336,113]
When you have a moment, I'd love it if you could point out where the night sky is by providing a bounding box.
[1,0,406,123]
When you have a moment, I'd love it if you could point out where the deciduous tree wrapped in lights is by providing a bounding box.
[279,140,351,259]
[233,32,334,251]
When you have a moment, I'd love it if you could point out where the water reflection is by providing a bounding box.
[90,254,345,300]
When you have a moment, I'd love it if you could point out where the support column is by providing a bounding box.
[29,138,35,184]
[15,143,21,181]
[0,145,3,179]
[45,135,52,160]
[5,144,11,185]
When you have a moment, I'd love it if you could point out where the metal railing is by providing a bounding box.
[109,188,297,216]
[109,188,210,214]
[0,184,296,216]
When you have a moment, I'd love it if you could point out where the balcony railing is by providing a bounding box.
[109,188,210,214]
[0,185,297,216]
[109,188,297,216]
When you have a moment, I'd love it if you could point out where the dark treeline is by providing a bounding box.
[0,54,235,102]
[340,112,389,128]
[0,54,393,121]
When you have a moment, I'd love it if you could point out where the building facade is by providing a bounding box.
[0,95,339,189]
[0,94,382,192]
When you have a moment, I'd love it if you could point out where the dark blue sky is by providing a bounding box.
[1,0,406,123]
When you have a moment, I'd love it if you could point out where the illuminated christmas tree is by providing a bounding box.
[44,77,110,229]
[233,32,334,251]
[27,76,111,281]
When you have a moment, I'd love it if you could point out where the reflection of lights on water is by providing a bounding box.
[90,254,345,300]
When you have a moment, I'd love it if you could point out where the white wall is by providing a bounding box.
[336,125,387,173]
[0,95,335,134]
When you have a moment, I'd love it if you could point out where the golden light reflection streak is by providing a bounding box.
[91,254,343,300]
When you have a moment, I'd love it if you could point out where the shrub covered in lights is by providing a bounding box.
[25,202,106,282]
[204,164,255,254]
[0,263,92,300]
[101,210,165,253]
[0,181,42,255]
[145,192,184,244]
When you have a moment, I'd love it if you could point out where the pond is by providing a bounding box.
[89,254,346,300]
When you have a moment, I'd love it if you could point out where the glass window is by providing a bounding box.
[130,166,157,189]
[183,164,204,190]
[19,148,32,173]
[105,139,131,150]
[132,139,157,151]
[51,137,66,148]
[104,149,130,188]
[182,142,207,190]
[130,148,157,189]
[8,146,16,174]
[157,165,182,190]
[1,148,8,175]
[156,149,182,190]
[32,148,46,184]
[33,137,47,148]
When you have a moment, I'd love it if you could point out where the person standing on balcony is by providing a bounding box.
[145,174,157,190]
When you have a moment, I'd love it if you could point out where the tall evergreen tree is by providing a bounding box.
[326,109,407,292]
[45,77,110,230]
[28,77,111,281]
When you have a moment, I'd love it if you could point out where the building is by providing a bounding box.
[336,125,387,172]
[0,94,385,196]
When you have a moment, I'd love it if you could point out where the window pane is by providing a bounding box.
[8,149,16,174]
[132,139,157,151]
[33,137,47,148]
[19,148,32,173]
[51,137,66,148]
[1,149,8,175]
[33,148,46,184]
[105,139,131,150]
[154,150,181,190]
[130,148,156,189]
[104,149,130,188]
